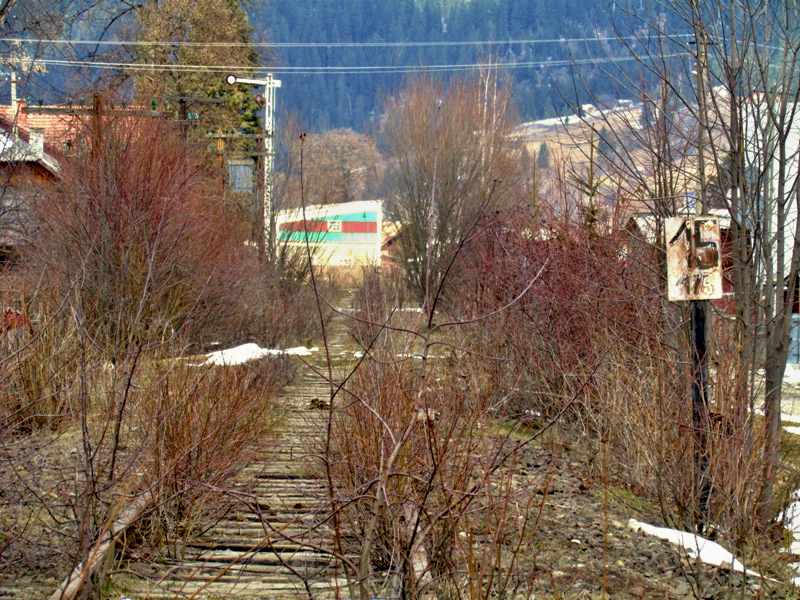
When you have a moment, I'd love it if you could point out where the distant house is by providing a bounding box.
[0,110,62,265]
[0,99,81,151]
[275,200,384,270]
[380,219,403,271]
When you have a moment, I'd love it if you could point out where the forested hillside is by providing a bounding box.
[252,0,669,130]
[7,0,676,132]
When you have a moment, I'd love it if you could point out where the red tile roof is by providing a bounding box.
[0,100,83,153]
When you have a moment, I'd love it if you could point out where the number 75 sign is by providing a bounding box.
[665,216,723,302]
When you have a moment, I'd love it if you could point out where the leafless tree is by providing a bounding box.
[566,0,800,529]
[382,74,522,312]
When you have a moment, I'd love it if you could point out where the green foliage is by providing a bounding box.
[135,0,262,139]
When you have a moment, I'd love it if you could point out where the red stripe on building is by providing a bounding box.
[280,220,328,232]
[341,221,377,233]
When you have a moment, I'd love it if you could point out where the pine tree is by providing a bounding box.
[135,0,262,139]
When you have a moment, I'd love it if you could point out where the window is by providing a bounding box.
[227,159,255,194]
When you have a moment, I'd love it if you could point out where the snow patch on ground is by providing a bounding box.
[753,408,800,426]
[628,519,762,578]
[202,343,318,366]
[397,352,426,360]
[281,346,318,356]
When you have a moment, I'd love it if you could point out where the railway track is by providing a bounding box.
[116,316,354,599]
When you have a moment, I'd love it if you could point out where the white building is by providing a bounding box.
[275,200,383,268]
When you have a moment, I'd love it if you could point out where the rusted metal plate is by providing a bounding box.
[665,216,723,302]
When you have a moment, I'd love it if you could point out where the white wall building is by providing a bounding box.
[275,200,383,268]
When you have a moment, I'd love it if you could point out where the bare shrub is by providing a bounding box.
[134,358,288,546]
[445,211,631,418]
[349,265,411,349]
[450,205,777,556]
[0,309,80,432]
[0,107,306,597]
[382,75,522,306]
[329,350,540,598]
[23,114,252,353]
[278,128,385,209]
[191,245,328,351]
[317,85,547,593]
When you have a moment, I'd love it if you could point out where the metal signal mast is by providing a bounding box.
[226,73,282,262]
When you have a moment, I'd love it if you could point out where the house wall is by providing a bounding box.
[744,105,800,286]
[0,162,57,255]
[744,104,800,361]
[0,161,57,187]
[275,200,383,269]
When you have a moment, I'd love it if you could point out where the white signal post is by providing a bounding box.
[226,73,282,262]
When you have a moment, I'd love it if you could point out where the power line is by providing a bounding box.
[15,53,690,76]
[0,33,694,49]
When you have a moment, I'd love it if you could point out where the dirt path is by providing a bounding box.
[114,314,353,599]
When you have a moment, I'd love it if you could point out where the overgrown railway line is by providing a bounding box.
[116,317,352,599]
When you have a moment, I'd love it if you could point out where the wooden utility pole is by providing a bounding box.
[690,4,712,531]
[178,97,188,141]
[91,94,104,161]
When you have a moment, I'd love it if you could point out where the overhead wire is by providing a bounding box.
[0,33,694,49]
[14,53,691,76]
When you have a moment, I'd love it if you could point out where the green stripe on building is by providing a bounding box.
[278,231,377,243]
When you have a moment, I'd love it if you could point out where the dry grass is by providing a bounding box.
[1,313,81,433]
[329,352,541,598]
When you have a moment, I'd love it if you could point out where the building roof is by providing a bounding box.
[0,100,81,151]
[0,103,65,249]
[0,130,60,175]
